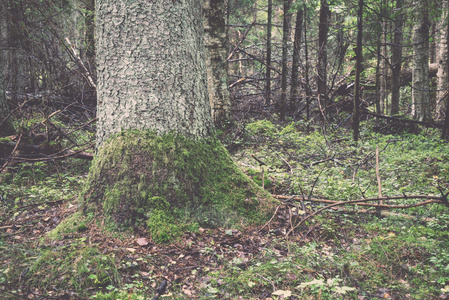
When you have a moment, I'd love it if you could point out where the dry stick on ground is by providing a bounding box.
[258,205,281,233]
[376,144,382,205]
[273,194,443,208]
[0,133,22,174]
[276,195,444,238]
[0,141,94,162]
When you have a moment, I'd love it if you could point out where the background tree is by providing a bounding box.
[317,0,330,116]
[0,1,13,135]
[411,0,431,121]
[203,0,232,127]
[265,0,273,106]
[436,1,449,122]
[290,6,304,115]
[279,0,292,120]
[353,0,363,141]
[390,0,403,116]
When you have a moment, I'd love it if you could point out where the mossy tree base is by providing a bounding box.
[80,131,274,242]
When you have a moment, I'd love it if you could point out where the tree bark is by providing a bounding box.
[279,0,292,120]
[84,0,96,76]
[0,1,13,135]
[411,0,431,122]
[290,7,303,115]
[317,0,330,116]
[95,0,214,146]
[203,0,232,128]
[78,0,272,241]
[265,0,272,106]
[353,0,363,142]
[436,1,449,122]
[390,0,403,115]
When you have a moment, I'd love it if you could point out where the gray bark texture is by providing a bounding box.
[203,0,231,127]
[411,0,431,121]
[279,0,292,120]
[390,0,403,116]
[317,0,330,113]
[0,1,12,135]
[436,2,449,121]
[95,0,214,147]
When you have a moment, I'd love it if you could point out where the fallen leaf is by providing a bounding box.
[272,289,292,297]
[136,237,148,246]
[126,248,136,253]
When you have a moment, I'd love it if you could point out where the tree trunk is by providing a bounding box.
[84,0,96,75]
[265,0,272,106]
[0,73,13,135]
[290,7,303,115]
[411,0,431,121]
[279,0,292,120]
[436,1,449,122]
[203,0,232,128]
[78,0,271,242]
[0,1,13,135]
[95,1,214,146]
[381,20,389,114]
[390,0,403,115]
[317,0,330,116]
[353,0,363,142]
[303,5,311,123]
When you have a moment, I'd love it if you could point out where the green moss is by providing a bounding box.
[24,244,119,298]
[0,137,12,143]
[79,130,274,242]
[245,119,278,137]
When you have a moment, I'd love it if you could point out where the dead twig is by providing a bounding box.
[0,133,23,174]
[280,195,444,238]
[258,205,281,233]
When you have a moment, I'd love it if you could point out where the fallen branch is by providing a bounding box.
[0,140,94,161]
[0,133,22,174]
[273,194,443,209]
[273,194,445,238]
[365,111,444,128]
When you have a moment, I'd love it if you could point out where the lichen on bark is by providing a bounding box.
[80,130,273,242]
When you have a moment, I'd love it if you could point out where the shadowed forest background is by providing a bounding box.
[1,0,449,299]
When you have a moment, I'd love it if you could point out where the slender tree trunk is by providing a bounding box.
[0,1,13,135]
[317,0,330,116]
[290,7,303,115]
[203,0,232,127]
[353,0,363,142]
[84,0,96,75]
[265,0,272,106]
[375,25,382,115]
[279,0,292,120]
[390,0,403,115]
[0,73,13,135]
[304,5,311,123]
[377,0,387,115]
[411,0,431,121]
[436,1,449,122]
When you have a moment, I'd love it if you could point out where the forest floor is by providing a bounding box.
[1,118,449,299]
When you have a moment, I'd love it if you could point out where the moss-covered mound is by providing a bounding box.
[81,130,274,242]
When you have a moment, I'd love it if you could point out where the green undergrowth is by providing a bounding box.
[191,212,449,299]
[0,238,119,299]
[74,130,273,243]
[240,119,449,203]
[0,158,89,213]
[2,119,449,299]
